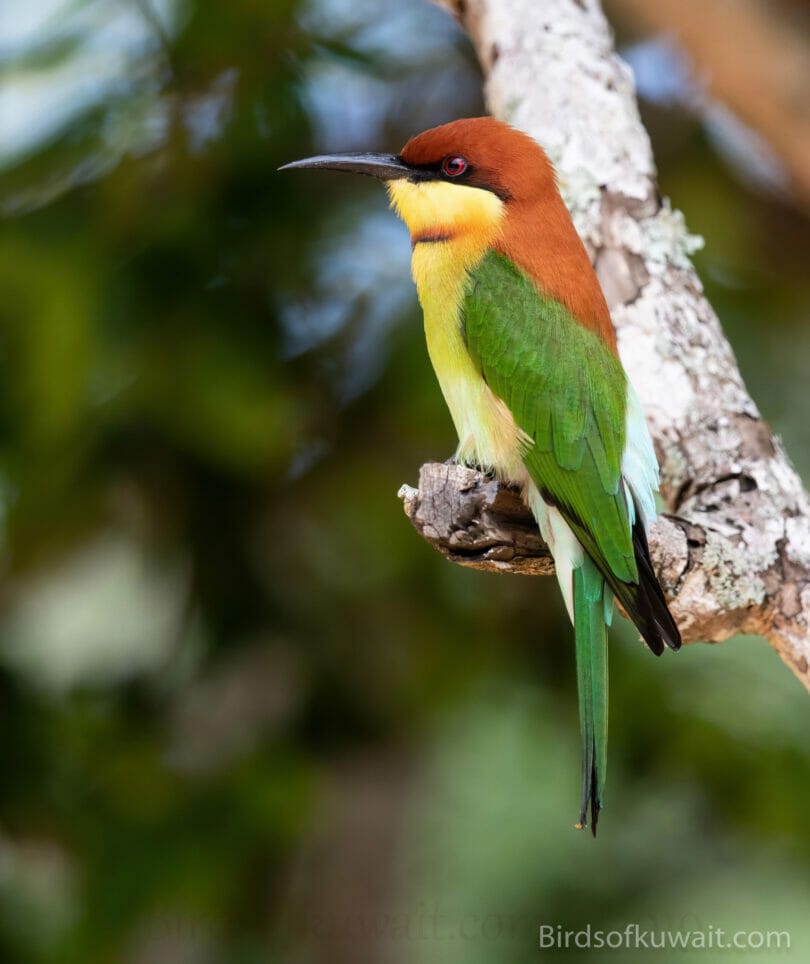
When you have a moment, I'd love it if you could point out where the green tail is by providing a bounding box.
[573,558,609,837]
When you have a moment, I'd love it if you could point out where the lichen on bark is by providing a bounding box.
[416,0,810,691]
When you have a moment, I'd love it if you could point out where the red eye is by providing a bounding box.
[442,155,468,177]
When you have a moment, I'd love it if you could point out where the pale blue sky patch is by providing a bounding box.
[279,204,413,400]
[0,0,184,169]
[623,35,788,197]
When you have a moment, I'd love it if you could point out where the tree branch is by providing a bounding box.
[401,0,810,689]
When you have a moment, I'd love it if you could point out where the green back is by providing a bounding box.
[461,251,637,584]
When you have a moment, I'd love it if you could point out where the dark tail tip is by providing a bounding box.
[576,758,602,838]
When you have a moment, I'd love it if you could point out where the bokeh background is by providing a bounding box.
[2,1,810,961]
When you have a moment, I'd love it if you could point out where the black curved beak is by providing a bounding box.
[278,152,413,180]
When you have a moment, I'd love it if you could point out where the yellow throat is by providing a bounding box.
[386,179,529,479]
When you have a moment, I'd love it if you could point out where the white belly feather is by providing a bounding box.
[402,212,658,627]
[413,238,585,618]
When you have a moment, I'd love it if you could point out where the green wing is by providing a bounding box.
[461,251,636,586]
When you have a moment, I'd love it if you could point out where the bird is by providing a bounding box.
[280,117,681,835]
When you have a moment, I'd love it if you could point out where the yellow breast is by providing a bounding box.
[386,179,530,481]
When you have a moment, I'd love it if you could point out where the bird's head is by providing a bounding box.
[280,117,557,246]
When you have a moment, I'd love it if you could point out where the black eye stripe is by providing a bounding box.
[399,157,510,200]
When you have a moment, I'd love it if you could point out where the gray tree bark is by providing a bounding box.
[399,0,810,691]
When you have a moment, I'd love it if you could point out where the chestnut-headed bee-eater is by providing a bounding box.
[281,117,681,835]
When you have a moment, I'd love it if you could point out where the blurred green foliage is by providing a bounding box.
[1,2,810,962]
